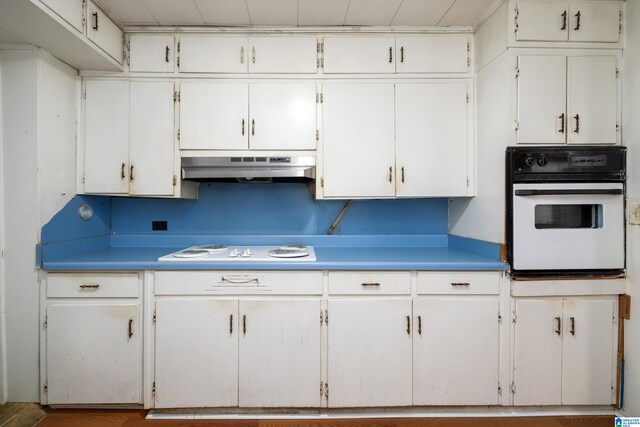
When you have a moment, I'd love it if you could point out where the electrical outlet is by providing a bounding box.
[630,204,640,225]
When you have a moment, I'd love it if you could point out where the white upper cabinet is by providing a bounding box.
[323,36,396,74]
[179,36,248,73]
[322,83,395,198]
[395,82,470,197]
[86,1,123,63]
[249,83,317,150]
[40,0,84,32]
[515,1,621,43]
[129,35,175,73]
[248,36,318,74]
[180,82,249,150]
[567,56,618,144]
[395,36,469,73]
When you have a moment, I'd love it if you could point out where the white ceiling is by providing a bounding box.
[98,0,500,28]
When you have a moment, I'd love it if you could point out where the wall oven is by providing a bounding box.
[506,146,626,278]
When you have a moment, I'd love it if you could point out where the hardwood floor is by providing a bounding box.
[0,403,47,427]
[34,410,615,427]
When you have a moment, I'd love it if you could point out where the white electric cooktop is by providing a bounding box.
[158,244,316,262]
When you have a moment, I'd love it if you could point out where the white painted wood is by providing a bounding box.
[567,55,618,144]
[395,36,469,74]
[130,81,175,196]
[47,273,139,298]
[416,272,500,295]
[343,0,402,26]
[248,37,318,74]
[249,83,317,150]
[562,298,615,405]
[298,0,349,26]
[395,82,469,197]
[194,0,251,26]
[327,298,412,407]
[239,299,321,407]
[569,2,621,43]
[328,271,411,295]
[179,82,249,150]
[413,298,500,405]
[154,271,323,295]
[323,37,396,74]
[86,1,123,64]
[138,0,204,25]
[322,83,395,198]
[513,299,562,405]
[84,79,129,194]
[98,0,157,25]
[515,1,570,42]
[154,299,238,408]
[46,304,141,404]
[438,0,497,27]
[179,36,248,73]
[391,0,455,26]
[245,0,297,26]
[40,0,84,32]
[516,55,567,144]
[511,279,626,297]
[128,35,175,73]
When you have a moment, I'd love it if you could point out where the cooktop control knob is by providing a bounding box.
[524,155,535,167]
[537,156,548,167]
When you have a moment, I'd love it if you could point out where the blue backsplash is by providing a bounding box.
[111,183,449,235]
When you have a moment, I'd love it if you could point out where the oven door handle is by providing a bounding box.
[514,189,623,196]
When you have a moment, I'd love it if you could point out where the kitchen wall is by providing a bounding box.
[0,53,5,404]
[622,0,640,415]
[0,48,76,402]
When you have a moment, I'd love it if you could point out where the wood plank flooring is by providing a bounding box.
[0,403,47,427]
[35,410,615,427]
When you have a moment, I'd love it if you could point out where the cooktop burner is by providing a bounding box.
[159,245,316,262]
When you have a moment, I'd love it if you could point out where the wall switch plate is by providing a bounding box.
[630,204,640,225]
[152,221,168,231]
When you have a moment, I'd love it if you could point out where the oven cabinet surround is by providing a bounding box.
[317,80,473,199]
[80,79,197,199]
[40,273,143,405]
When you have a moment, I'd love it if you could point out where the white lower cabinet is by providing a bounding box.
[327,298,413,407]
[513,298,616,405]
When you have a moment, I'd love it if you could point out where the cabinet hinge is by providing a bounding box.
[43,316,47,329]
[619,11,623,34]
[515,66,520,79]
[514,8,519,33]
[511,382,516,394]
[316,130,319,141]
[325,309,328,324]
[43,381,48,393]
[152,381,156,398]
[466,93,469,103]
[514,120,520,131]
[467,56,470,67]
[616,68,620,78]
[320,382,324,396]
[325,382,329,398]
[320,310,324,324]
[320,177,324,188]
[466,178,469,187]
[498,384,502,395]
[153,309,156,324]
[317,41,321,53]
[317,58,320,68]
[177,41,180,52]
[173,91,177,102]
[83,89,87,99]
[321,58,324,68]
[316,93,323,103]
[512,312,517,323]
[498,312,502,324]
[177,130,181,140]
[173,175,177,186]
[616,122,620,131]
[177,56,180,68]
[467,41,470,52]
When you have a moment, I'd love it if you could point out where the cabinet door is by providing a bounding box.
[327,299,412,407]
[567,56,618,144]
[46,304,140,404]
[179,82,249,150]
[179,36,248,73]
[562,299,615,405]
[322,84,395,198]
[249,83,317,150]
[40,0,83,32]
[239,299,321,407]
[84,80,130,194]
[396,36,469,73]
[413,298,499,405]
[129,35,175,73]
[513,299,563,405]
[517,55,567,144]
[396,82,469,197]
[154,299,238,408]
[323,37,396,74]
[569,2,621,43]
[516,1,569,42]
[130,81,175,196]
[86,1,123,64]
[248,37,318,74]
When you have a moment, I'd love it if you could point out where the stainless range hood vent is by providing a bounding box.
[182,156,316,182]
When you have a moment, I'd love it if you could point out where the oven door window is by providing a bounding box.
[534,204,603,229]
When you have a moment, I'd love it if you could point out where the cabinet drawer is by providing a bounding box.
[328,272,410,295]
[417,272,500,295]
[47,273,139,298]
[155,271,322,295]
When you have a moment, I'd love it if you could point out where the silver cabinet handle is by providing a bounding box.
[128,319,133,338]
[570,317,576,335]
[451,282,470,287]
[252,46,256,64]
[80,283,100,289]
[240,46,244,64]
[361,282,380,287]
[555,317,561,335]
[221,277,259,284]
[389,47,393,63]
[92,11,98,31]
[406,315,410,335]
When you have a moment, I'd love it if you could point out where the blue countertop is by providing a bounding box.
[40,235,508,271]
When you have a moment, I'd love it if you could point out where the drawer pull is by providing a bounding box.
[221,277,259,285]
[418,315,422,335]
[230,314,233,334]
[555,316,562,335]
[406,315,410,335]
[243,315,247,334]
[570,317,576,335]
[128,319,133,338]
[361,282,381,287]
[92,12,98,31]
[165,46,170,62]
[79,283,100,289]
[451,282,470,287]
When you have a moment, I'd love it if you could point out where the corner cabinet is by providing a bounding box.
[41,273,142,405]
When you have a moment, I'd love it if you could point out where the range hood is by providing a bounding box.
[182,156,316,182]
